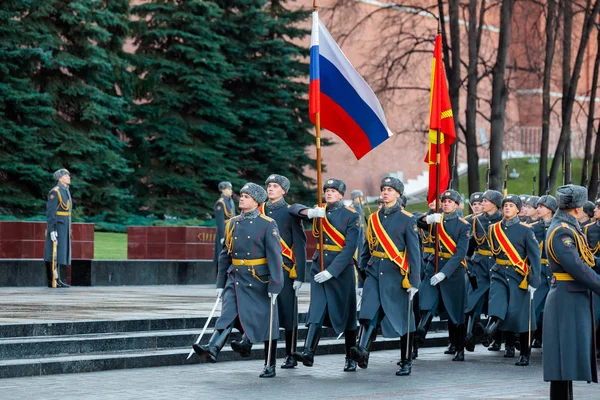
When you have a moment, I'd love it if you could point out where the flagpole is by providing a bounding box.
[434,25,442,275]
[314,0,325,272]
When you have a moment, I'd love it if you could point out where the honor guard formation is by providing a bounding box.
[146,170,600,400]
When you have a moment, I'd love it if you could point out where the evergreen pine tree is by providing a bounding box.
[216,0,316,203]
[0,1,55,216]
[129,0,239,218]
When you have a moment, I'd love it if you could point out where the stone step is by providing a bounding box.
[0,332,450,379]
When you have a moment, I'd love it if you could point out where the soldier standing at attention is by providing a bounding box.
[530,195,557,349]
[291,178,360,372]
[482,195,541,366]
[44,168,72,288]
[193,183,283,378]
[464,190,503,351]
[543,185,600,399]
[350,177,420,376]
[213,182,235,273]
[414,189,471,362]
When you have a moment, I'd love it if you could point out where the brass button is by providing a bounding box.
[249,283,252,287]
[236,282,239,285]
[325,253,328,256]
[235,253,238,255]
[380,272,383,275]
[236,268,239,271]
[234,237,237,239]
[250,221,253,224]
[247,252,250,255]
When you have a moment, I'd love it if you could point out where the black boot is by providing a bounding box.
[56,264,70,288]
[412,340,419,360]
[504,332,515,358]
[515,332,530,366]
[260,340,277,378]
[281,329,298,369]
[464,314,477,352]
[445,322,456,354]
[396,333,413,376]
[292,324,321,367]
[550,381,571,400]
[231,333,252,358]
[343,329,357,372]
[414,311,432,344]
[45,262,53,288]
[349,324,376,369]
[193,325,233,363]
[488,330,503,351]
[452,324,465,361]
[483,317,500,345]
[532,315,543,348]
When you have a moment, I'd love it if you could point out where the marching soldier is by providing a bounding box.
[543,185,600,399]
[349,177,420,376]
[518,194,529,221]
[583,198,600,357]
[482,194,541,366]
[291,178,360,371]
[248,174,307,369]
[530,195,557,349]
[193,183,283,378]
[213,181,235,271]
[414,189,471,362]
[464,190,503,351]
[579,200,595,228]
[466,192,483,220]
[521,196,540,224]
[43,168,72,288]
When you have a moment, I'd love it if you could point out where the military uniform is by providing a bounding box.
[584,217,600,330]
[543,185,600,398]
[484,194,541,366]
[349,177,421,375]
[43,169,72,288]
[416,190,471,361]
[213,182,236,268]
[194,183,282,378]
[292,178,360,371]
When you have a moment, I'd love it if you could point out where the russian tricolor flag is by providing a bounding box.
[309,11,392,160]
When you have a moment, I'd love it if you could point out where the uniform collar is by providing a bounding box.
[503,216,521,227]
[241,209,260,220]
[443,211,458,220]
[266,198,287,211]
[543,218,552,227]
[486,210,502,221]
[58,182,69,190]
[554,210,581,232]
[326,200,344,211]
[382,202,401,215]
[220,194,231,200]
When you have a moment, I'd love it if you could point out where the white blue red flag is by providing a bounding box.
[309,11,392,160]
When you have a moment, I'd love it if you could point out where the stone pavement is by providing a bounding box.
[1,346,598,399]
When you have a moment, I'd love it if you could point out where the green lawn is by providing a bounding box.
[94,232,127,259]
[405,157,585,214]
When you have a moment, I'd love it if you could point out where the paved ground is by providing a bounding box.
[1,346,598,399]
[0,285,311,323]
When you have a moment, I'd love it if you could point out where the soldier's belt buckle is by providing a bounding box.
[240,260,245,265]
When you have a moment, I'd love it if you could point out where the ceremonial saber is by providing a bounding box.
[51,240,58,289]
[337,296,362,340]
[528,291,533,353]
[266,297,275,368]
[187,296,221,360]
[407,294,413,360]
[291,291,298,353]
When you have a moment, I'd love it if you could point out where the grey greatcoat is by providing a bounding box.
[358,204,421,337]
[43,183,72,265]
[260,199,306,331]
[213,194,235,265]
[291,201,360,333]
[417,211,471,325]
[532,219,553,319]
[584,221,600,325]
[487,217,541,333]
[465,210,502,315]
[543,210,600,382]
[215,210,284,344]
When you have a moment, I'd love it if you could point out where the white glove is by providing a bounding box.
[220,238,224,245]
[292,280,303,295]
[269,293,278,305]
[314,270,333,283]
[430,272,446,286]
[50,231,58,242]
[407,287,418,300]
[357,288,363,297]
[307,207,326,219]
[425,213,442,224]
[216,288,223,298]
[528,285,536,299]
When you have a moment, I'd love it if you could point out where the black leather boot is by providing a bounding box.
[483,317,500,345]
[487,330,503,351]
[281,329,298,369]
[193,325,233,363]
[504,332,515,358]
[515,332,530,366]
[231,333,252,358]
[414,311,432,344]
[464,314,477,352]
[452,324,465,361]
[260,340,277,378]
[292,324,321,367]
[349,324,376,369]
[343,329,357,372]
[412,341,419,360]
[56,264,70,288]
[396,333,413,376]
[550,381,571,400]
